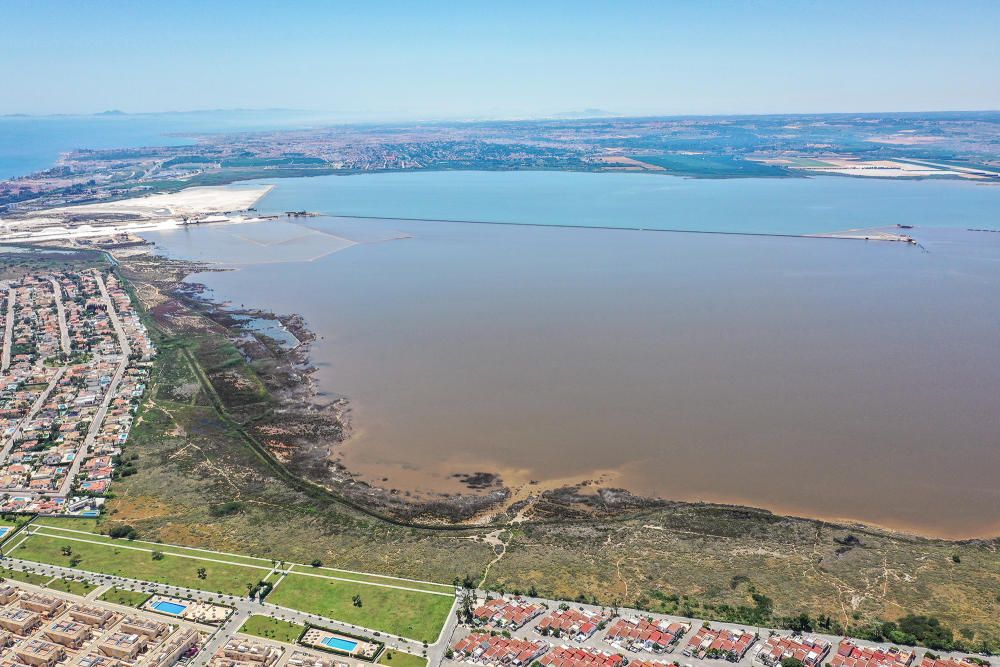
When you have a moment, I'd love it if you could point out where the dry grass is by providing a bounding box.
[97,253,1000,651]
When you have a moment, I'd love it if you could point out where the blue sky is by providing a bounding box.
[2,0,998,117]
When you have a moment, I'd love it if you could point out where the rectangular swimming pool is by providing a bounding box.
[0,526,10,540]
[321,637,358,653]
[151,600,188,615]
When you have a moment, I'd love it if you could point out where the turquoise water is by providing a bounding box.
[151,601,188,615]
[321,637,359,652]
[0,110,345,180]
[247,170,1000,236]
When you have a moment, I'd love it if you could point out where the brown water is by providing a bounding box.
[142,176,1000,539]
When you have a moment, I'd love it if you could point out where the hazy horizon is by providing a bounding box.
[2,0,998,117]
[4,107,1000,121]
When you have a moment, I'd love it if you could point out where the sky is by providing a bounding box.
[1,0,998,118]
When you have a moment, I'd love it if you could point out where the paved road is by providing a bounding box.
[0,366,66,466]
[57,271,131,496]
[0,548,436,664]
[427,597,461,666]
[445,590,991,667]
[193,606,252,667]
[0,539,989,667]
[48,276,71,355]
[2,283,15,372]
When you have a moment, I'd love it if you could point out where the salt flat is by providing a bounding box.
[0,184,274,242]
[43,184,274,218]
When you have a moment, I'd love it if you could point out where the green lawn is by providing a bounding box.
[14,533,261,596]
[98,587,152,607]
[380,651,428,667]
[240,615,305,644]
[45,578,98,596]
[0,567,52,586]
[29,525,273,568]
[268,574,453,644]
[0,517,30,544]
[291,564,452,594]
[33,517,101,532]
[33,521,448,592]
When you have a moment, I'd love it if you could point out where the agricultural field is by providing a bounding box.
[627,153,793,177]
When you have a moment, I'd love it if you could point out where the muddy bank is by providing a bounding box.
[110,250,1000,539]
[116,251,536,523]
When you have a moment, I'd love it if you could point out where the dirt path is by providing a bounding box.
[478,498,538,588]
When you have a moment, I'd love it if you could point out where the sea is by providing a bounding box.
[0,110,345,180]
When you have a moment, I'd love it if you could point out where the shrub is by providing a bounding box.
[209,501,245,517]
[108,525,137,540]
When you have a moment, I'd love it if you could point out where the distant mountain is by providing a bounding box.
[549,108,620,119]
[95,109,127,116]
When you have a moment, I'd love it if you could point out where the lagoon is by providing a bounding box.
[144,171,1000,538]
[252,169,999,235]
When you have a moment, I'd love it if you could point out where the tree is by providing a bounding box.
[896,615,955,650]
[311,560,323,568]
[781,658,806,667]
[196,567,207,580]
[108,525,136,539]
[785,613,814,633]
[151,551,164,561]
[352,594,363,608]
[61,545,72,557]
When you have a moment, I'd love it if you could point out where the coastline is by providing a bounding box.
[7,182,994,540]
[134,239,996,542]
[9,241,999,649]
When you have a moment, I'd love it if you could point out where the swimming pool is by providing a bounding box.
[151,600,188,615]
[0,526,10,540]
[321,636,358,653]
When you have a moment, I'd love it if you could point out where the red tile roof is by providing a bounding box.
[759,636,831,667]
[473,598,545,629]
[604,617,689,651]
[684,627,757,661]
[830,640,915,667]
[451,633,547,665]
[538,647,624,667]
